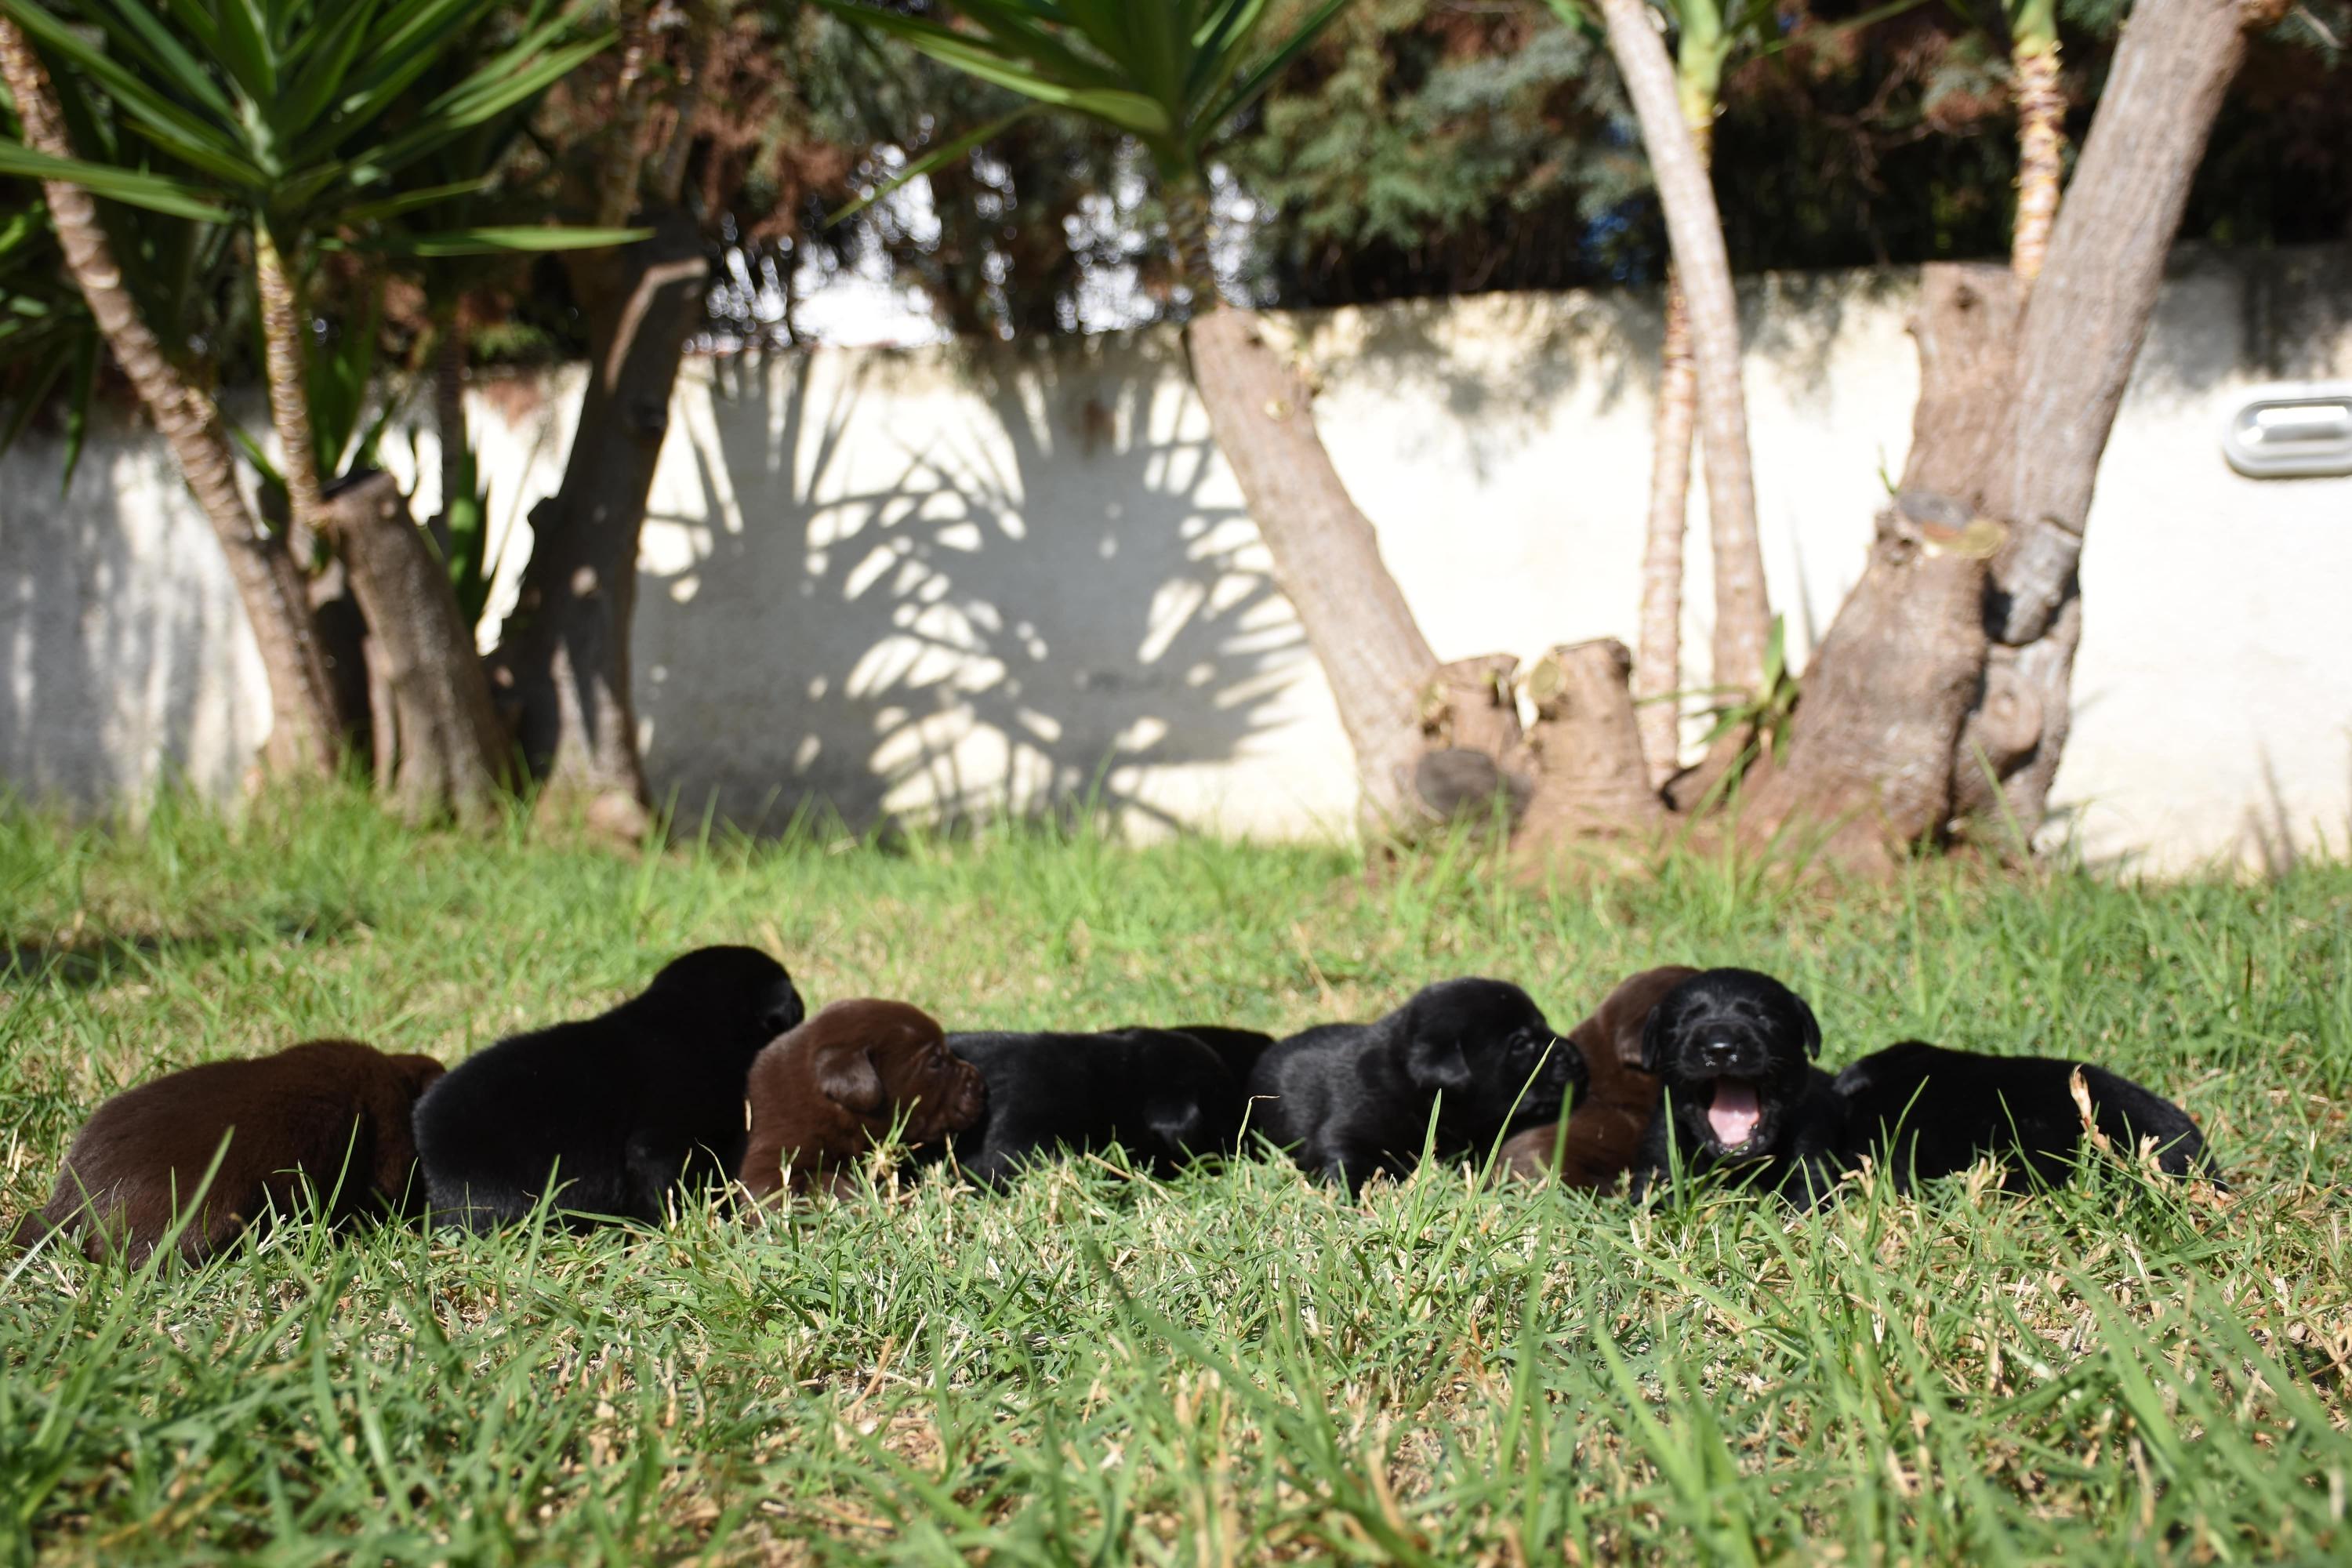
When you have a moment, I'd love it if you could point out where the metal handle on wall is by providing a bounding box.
[2223,382,2352,479]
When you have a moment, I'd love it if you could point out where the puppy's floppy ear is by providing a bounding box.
[817,1047,887,1116]
[1406,1033,1475,1094]
[394,1054,447,1097]
[1638,1003,1675,1075]
[1792,994,1823,1059]
[1612,1018,1650,1069]
[761,980,808,1039]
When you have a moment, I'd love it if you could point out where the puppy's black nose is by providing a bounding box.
[1697,1038,1744,1071]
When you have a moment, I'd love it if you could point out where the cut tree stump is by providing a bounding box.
[1511,641,1664,850]
[1739,499,2002,869]
[1411,655,1531,824]
[326,473,511,824]
[1741,265,2023,869]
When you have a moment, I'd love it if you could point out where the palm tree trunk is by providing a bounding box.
[1637,283,1698,787]
[325,475,514,822]
[2009,0,2065,282]
[1599,0,1771,709]
[486,16,710,840]
[1970,0,2254,835]
[488,212,709,838]
[431,320,468,557]
[1168,185,1443,824]
[252,229,329,538]
[1740,266,2020,870]
[655,0,728,207]
[597,11,658,229]
[255,222,507,819]
[1633,28,1724,788]
[0,18,342,779]
[1754,0,2256,863]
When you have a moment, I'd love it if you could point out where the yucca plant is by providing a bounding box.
[818,0,1494,826]
[821,0,1341,278]
[0,194,96,480]
[0,14,343,774]
[0,0,615,539]
[0,0,632,818]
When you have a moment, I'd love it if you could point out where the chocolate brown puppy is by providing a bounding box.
[8,1040,445,1265]
[413,946,804,1230]
[737,1000,986,1200]
[1497,965,1698,1189]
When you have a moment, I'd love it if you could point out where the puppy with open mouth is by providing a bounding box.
[1626,967,1849,1209]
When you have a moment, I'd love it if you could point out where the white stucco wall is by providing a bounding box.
[4,246,2347,871]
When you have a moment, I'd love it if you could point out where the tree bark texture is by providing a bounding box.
[1748,0,2255,863]
[596,10,657,229]
[325,474,510,822]
[0,19,341,778]
[1951,600,2074,844]
[1635,285,1697,787]
[2009,26,2065,282]
[654,0,726,207]
[1167,183,1220,306]
[1739,506,1997,870]
[1418,655,1524,760]
[252,229,328,543]
[2001,0,2245,620]
[1185,306,1440,824]
[490,211,710,835]
[1512,641,1664,851]
[260,221,510,819]
[1972,0,2252,833]
[1413,655,1528,822]
[1634,32,1726,786]
[1598,0,1771,702]
[1743,266,2020,868]
[307,557,376,760]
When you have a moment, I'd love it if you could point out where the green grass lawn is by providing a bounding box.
[2,790,2347,1565]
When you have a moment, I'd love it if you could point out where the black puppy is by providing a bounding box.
[413,946,805,1229]
[1835,1041,2216,1189]
[931,1028,1245,1187]
[1130,1024,1276,1085]
[1245,978,1584,1193]
[1627,968,1848,1208]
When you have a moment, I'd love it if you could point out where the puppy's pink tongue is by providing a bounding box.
[1708,1080,1762,1146]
